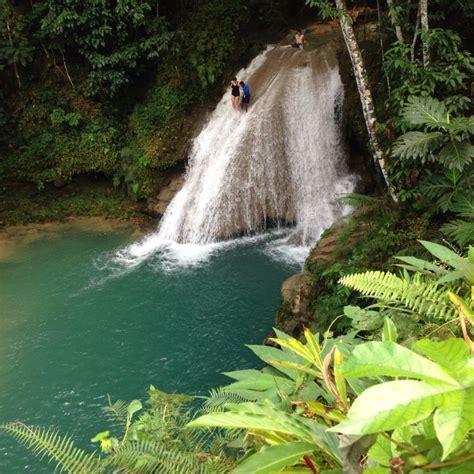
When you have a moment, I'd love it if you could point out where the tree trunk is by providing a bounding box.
[335,0,397,200]
[61,51,75,88]
[5,17,21,89]
[410,3,421,62]
[376,0,391,94]
[386,0,404,43]
[419,0,429,67]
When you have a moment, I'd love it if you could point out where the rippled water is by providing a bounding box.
[0,226,299,472]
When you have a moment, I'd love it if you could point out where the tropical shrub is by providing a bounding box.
[190,241,474,472]
[390,95,474,210]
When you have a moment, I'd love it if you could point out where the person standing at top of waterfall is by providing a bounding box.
[230,78,241,110]
[292,30,304,49]
[239,81,251,112]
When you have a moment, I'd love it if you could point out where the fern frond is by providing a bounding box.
[103,395,128,427]
[201,387,253,415]
[0,422,102,473]
[418,170,464,212]
[105,440,222,474]
[339,271,457,320]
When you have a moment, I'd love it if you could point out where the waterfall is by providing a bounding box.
[117,44,356,267]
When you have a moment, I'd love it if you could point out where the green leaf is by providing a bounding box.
[329,379,445,434]
[401,96,448,127]
[394,256,444,274]
[333,340,474,460]
[418,240,463,269]
[368,434,393,466]
[433,387,474,460]
[391,131,444,160]
[413,339,469,373]
[127,400,142,417]
[233,441,316,474]
[339,342,456,384]
[247,344,304,381]
[188,402,315,443]
[382,318,398,343]
[438,141,474,171]
[224,372,294,392]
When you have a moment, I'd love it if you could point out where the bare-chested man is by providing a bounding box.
[292,30,304,49]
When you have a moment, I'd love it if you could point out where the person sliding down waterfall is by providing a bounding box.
[291,30,304,49]
[230,78,240,110]
[240,81,251,112]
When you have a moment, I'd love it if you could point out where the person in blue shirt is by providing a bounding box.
[239,81,251,112]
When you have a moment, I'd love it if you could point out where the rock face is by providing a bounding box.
[276,272,315,339]
[147,171,185,218]
[275,221,369,338]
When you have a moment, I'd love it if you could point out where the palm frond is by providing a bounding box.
[440,192,474,246]
[451,193,474,216]
[339,271,457,321]
[0,422,102,473]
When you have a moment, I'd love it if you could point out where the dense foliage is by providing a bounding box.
[0,0,305,204]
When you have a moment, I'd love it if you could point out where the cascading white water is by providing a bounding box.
[117,43,357,267]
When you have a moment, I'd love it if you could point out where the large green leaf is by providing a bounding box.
[391,131,444,160]
[420,240,474,284]
[332,340,474,460]
[438,141,474,171]
[401,96,448,128]
[339,341,456,384]
[233,441,316,474]
[247,344,304,381]
[367,434,392,466]
[188,402,315,443]
[413,339,469,373]
[223,370,294,393]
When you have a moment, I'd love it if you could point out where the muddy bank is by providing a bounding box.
[0,216,143,263]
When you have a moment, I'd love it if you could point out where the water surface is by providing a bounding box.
[0,226,299,471]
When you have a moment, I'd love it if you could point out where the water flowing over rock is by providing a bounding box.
[119,41,356,265]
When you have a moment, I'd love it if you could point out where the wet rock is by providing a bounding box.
[276,272,314,339]
[53,177,68,188]
[147,172,185,218]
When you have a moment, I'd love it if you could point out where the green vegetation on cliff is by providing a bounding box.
[0,0,309,222]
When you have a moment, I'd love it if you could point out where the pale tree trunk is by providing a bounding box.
[410,3,420,62]
[335,0,397,200]
[61,51,75,88]
[376,0,391,94]
[385,0,404,43]
[5,17,21,89]
[419,0,429,67]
